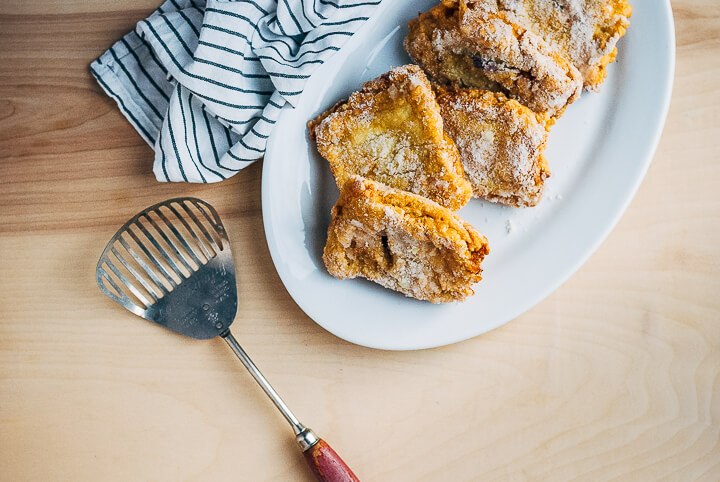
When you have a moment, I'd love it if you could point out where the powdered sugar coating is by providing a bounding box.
[437,88,550,207]
[495,0,632,91]
[308,65,472,210]
[404,1,583,117]
[323,177,489,303]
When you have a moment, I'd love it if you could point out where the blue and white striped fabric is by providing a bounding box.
[91,0,381,182]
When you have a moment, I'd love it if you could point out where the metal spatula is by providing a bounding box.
[96,197,358,482]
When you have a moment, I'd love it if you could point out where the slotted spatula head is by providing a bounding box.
[97,197,237,339]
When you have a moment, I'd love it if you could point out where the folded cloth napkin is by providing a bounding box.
[91,0,381,182]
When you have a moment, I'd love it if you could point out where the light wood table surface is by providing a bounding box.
[1,1,718,480]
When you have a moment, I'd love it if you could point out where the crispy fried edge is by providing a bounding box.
[581,0,632,91]
[405,0,583,118]
[323,176,490,303]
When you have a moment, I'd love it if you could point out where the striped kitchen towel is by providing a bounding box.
[90,0,381,182]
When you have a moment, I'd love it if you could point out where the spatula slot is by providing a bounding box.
[141,211,197,278]
[131,217,189,283]
[100,253,153,311]
[109,245,160,303]
[122,225,178,292]
[98,268,124,301]
[163,203,216,262]
[153,207,204,268]
[182,199,225,252]
[116,233,171,296]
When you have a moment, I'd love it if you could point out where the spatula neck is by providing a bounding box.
[221,330,304,431]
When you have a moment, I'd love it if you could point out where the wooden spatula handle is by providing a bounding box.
[303,438,359,482]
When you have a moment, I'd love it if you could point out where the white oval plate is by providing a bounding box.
[262,0,674,350]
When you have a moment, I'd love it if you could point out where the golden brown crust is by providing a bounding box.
[404,0,583,118]
[323,177,490,303]
[308,65,472,211]
[436,88,550,207]
[307,99,348,143]
[493,0,632,91]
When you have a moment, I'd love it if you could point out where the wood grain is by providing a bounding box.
[1,2,719,480]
